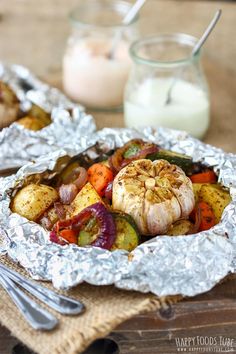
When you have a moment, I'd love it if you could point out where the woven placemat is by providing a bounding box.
[0,256,180,354]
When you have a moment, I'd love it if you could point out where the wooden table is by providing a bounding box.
[1,276,236,354]
[0,0,236,353]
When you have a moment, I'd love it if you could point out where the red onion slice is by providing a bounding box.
[59,183,78,205]
[120,145,159,168]
[54,202,66,219]
[51,202,116,250]
[111,139,159,173]
[39,215,53,230]
[73,167,88,190]
[63,166,88,189]
[188,205,201,234]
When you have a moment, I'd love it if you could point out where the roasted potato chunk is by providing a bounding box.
[16,104,51,131]
[166,220,193,236]
[17,116,46,131]
[198,184,231,223]
[192,183,204,202]
[0,81,19,129]
[67,182,102,218]
[11,184,58,221]
[28,104,51,126]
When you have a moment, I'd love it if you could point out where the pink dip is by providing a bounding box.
[63,38,131,109]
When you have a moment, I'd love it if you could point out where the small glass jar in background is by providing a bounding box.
[124,34,210,139]
[63,0,139,111]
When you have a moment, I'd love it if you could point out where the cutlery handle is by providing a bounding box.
[0,273,58,330]
[0,264,85,315]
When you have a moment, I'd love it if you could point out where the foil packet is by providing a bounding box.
[0,127,236,297]
[0,63,96,169]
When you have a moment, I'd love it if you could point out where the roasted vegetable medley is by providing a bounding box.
[0,81,51,130]
[11,139,231,251]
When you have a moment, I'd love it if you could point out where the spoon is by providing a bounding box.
[0,271,58,331]
[165,9,222,105]
[108,0,146,60]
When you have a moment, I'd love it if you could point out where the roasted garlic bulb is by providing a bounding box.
[112,159,195,235]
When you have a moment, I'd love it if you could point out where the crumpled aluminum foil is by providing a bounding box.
[0,63,96,169]
[0,127,236,297]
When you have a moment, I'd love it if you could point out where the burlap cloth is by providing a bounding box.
[0,255,181,354]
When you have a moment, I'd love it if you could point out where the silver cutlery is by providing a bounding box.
[0,271,58,331]
[165,9,222,105]
[0,264,85,316]
[108,0,146,60]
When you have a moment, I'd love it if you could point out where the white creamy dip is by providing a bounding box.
[124,78,210,139]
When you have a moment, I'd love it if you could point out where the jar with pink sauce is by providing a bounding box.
[63,0,139,111]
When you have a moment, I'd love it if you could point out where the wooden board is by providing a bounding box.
[110,276,236,353]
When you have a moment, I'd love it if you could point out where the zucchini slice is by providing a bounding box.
[75,211,140,251]
[77,217,98,246]
[147,149,194,174]
[111,212,140,252]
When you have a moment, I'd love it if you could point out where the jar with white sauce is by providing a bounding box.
[63,0,139,111]
[124,34,210,139]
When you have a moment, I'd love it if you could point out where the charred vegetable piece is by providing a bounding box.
[0,81,19,105]
[78,217,98,246]
[40,206,59,230]
[67,182,102,218]
[147,149,194,174]
[17,104,51,130]
[104,181,113,200]
[11,184,58,221]
[166,220,193,236]
[50,202,116,250]
[123,143,142,159]
[109,139,159,173]
[63,166,87,189]
[198,201,216,231]
[58,167,88,205]
[28,104,51,126]
[0,81,19,129]
[59,161,81,184]
[192,183,204,202]
[111,212,140,252]
[59,183,78,205]
[17,116,47,131]
[198,184,231,223]
[100,159,110,167]
[190,201,216,232]
[87,163,114,196]
[190,170,217,183]
[60,229,78,244]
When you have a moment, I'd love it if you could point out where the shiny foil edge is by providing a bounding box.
[0,127,236,297]
[0,63,96,168]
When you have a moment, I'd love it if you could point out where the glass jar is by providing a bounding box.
[63,0,139,111]
[124,34,210,139]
